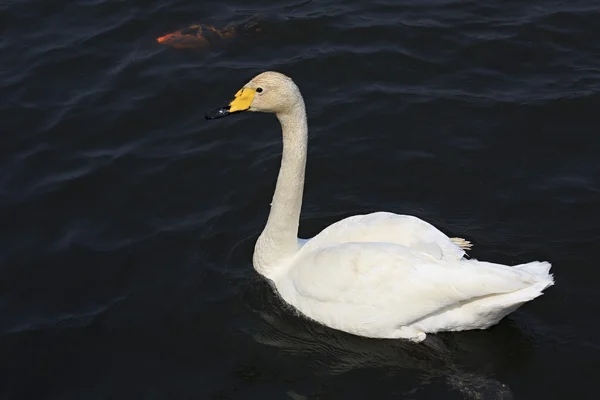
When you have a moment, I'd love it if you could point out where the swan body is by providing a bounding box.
[206,71,554,342]
[297,212,471,261]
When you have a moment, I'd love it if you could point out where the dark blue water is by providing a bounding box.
[2,0,599,398]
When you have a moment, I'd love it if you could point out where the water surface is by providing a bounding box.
[2,0,600,398]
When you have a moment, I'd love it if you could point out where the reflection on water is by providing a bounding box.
[239,277,514,400]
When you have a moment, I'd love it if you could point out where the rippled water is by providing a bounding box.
[2,0,600,398]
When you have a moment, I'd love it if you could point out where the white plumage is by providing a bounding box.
[207,71,554,342]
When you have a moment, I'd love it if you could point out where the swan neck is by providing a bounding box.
[254,102,307,276]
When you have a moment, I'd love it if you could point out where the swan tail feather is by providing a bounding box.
[450,237,473,251]
[514,261,554,289]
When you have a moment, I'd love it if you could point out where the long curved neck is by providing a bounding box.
[254,101,308,277]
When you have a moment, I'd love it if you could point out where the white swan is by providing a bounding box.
[205,71,554,342]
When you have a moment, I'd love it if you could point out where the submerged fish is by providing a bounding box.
[157,20,261,49]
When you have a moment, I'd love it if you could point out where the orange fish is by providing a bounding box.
[157,23,259,49]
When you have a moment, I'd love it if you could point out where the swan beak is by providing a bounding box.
[205,88,257,120]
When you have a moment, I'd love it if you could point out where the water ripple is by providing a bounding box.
[2,0,600,398]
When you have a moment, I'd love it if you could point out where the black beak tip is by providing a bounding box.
[205,106,231,120]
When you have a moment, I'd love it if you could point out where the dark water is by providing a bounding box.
[2,0,600,398]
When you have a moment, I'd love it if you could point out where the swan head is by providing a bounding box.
[205,71,302,119]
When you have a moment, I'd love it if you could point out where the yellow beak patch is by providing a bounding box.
[229,88,256,113]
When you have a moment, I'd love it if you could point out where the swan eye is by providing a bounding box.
[256,87,263,93]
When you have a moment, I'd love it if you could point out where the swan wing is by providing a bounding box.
[291,242,537,326]
[301,212,467,261]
